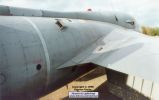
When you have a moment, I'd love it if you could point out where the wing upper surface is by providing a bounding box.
[58,29,159,83]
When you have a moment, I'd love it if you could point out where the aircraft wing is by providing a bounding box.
[58,29,159,83]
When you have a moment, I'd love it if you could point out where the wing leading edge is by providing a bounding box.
[58,29,159,83]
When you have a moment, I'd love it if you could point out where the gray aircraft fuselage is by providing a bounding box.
[0,5,137,100]
[0,5,135,29]
[0,16,134,99]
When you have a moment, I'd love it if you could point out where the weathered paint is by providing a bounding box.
[0,7,159,100]
[0,5,136,29]
[0,16,119,99]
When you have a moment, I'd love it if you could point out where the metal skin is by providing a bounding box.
[0,16,121,99]
[0,5,135,29]
[1,5,159,100]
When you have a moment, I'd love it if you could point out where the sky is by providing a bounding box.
[0,0,159,27]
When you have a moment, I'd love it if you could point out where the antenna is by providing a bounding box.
[110,0,118,23]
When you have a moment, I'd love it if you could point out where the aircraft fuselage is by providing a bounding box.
[0,16,125,99]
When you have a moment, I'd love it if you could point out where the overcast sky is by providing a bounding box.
[0,0,159,27]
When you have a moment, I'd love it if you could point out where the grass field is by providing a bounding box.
[142,26,159,36]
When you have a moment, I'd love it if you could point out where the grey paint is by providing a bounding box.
[60,28,159,84]
[24,17,51,87]
[0,5,159,100]
[0,5,136,29]
[0,16,114,99]
[0,5,10,15]
[10,7,42,16]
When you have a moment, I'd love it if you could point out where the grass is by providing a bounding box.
[142,26,159,36]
